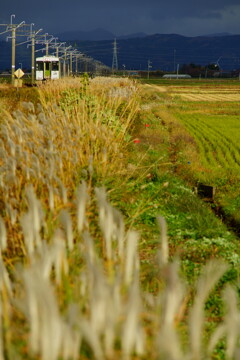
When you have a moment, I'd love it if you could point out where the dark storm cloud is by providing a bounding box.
[202,12,222,19]
[149,7,223,21]
[147,0,238,20]
[1,0,240,36]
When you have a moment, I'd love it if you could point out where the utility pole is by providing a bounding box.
[26,28,47,85]
[69,50,77,75]
[112,38,118,73]
[35,33,56,56]
[75,55,78,74]
[30,28,42,85]
[31,24,35,85]
[30,25,42,85]
[147,60,152,79]
[75,54,83,74]
[45,34,49,55]
[54,41,64,58]
[52,42,65,78]
[11,26,16,85]
[70,52,73,75]
[39,33,55,56]
[64,49,67,77]
[55,44,60,77]
[82,55,88,73]
[8,16,26,85]
[62,46,72,77]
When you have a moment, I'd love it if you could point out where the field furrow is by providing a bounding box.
[178,113,240,170]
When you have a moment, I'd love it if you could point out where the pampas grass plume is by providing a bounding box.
[122,280,145,359]
[59,210,73,250]
[189,260,228,359]
[157,216,169,266]
[124,231,139,286]
[0,217,7,253]
[208,285,240,358]
[76,180,89,233]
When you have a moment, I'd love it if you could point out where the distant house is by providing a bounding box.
[128,71,140,77]
[162,74,191,79]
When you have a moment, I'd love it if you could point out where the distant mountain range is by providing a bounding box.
[71,33,240,71]
[1,32,240,72]
[56,28,234,42]
[56,28,147,41]
[204,32,232,37]
[56,28,115,41]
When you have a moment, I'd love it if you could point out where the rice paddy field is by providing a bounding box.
[0,76,239,360]
[144,80,240,224]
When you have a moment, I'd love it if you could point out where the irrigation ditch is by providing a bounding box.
[212,203,240,238]
[195,183,240,238]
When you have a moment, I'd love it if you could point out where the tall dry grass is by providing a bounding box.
[0,77,138,254]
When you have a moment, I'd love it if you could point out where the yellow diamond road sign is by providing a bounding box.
[14,68,24,79]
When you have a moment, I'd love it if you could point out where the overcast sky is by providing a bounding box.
[1,0,240,36]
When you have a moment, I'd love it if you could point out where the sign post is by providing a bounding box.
[14,68,24,88]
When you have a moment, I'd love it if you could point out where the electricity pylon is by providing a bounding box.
[112,38,118,72]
